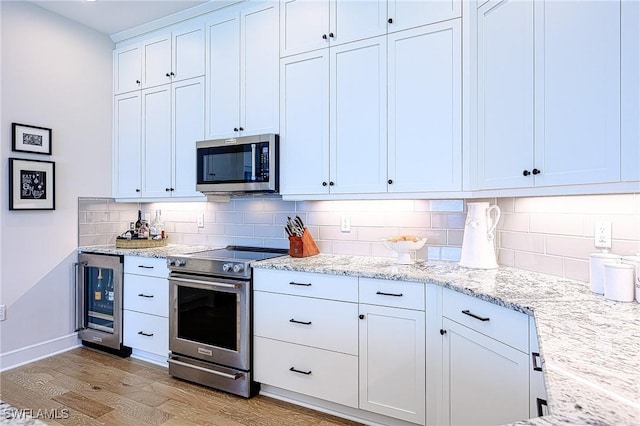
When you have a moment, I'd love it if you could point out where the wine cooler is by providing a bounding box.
[75,253,131,356]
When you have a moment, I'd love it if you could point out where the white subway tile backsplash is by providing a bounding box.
[544,235,595,260]
[530,214,584,236]
[564,258,589,283]
[513,252,564,276]
[431,213,465,229]
[499,213,529,232]
[243,211,274,225]
[501,231,545,254]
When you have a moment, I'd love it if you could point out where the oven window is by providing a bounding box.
[177,286,238,351]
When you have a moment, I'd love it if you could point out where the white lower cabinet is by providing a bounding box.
[123,256,169,365]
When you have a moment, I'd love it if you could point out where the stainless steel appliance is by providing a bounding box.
[196,134,278,195]
[167,246,287,397]
[75,253,131,357]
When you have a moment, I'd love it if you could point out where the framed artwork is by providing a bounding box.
[12,123,52,155]
[9,158,55,210]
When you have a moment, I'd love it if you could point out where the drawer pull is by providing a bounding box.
[137,331,154,337]
[536,398,548,417]
[138,265,154,269]
[289,281,312,287]
[138,293,154,298]
[289,367,312,375]
[532,352,543,372]
[461,309,490,322]
[289,319,312,325]
[376,291,403,297]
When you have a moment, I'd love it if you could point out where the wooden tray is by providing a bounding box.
[115,237,167,249]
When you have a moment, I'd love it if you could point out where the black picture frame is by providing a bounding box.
[9,158,55,211]
[12,123,52,155]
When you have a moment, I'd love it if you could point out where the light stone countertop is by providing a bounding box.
[251,254,640,426]
[78,243,213,258]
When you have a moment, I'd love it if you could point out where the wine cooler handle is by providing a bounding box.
[74,261,88,332]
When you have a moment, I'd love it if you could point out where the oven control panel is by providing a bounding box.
[222,263,245,274]
[167,259,186,267]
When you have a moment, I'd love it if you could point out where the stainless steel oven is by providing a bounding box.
[167,246,287,397]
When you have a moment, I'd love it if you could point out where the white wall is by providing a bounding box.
[0,1,114,369]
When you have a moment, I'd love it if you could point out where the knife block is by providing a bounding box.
[289,229,320,258]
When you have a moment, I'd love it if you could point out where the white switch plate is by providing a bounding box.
[594,221,612,249]
[197,213,205,228]
[0,304,6,321]
[341,216,351,232]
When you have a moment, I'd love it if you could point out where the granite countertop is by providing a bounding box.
[252,254,640,426]
[78,243,212,258]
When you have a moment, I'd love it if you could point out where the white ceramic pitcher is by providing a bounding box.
[459,202,501,269]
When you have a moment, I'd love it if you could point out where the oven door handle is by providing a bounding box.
[170,276,240,289]
[169,357,243,380]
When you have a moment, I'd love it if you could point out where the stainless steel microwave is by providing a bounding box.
[196,134,278,194]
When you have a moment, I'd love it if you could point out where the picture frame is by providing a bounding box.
[12,123,52,155]
[9,158,55,210]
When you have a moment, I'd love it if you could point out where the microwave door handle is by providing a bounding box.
[251,144,256,181]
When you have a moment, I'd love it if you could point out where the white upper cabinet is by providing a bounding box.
[113,92,142,197]
[142,85,172,198]
[206,2,279,139]
[280,0,386,57]
[142,25,205,89]
[114,45,142,94]
[621,0,639,182]
[388,20,461,192]
[477,0,622,190]
[387,0,461,33]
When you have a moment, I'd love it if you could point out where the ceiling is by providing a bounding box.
[30,0,210,35]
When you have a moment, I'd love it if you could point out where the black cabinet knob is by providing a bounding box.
[329,32,334,38]
[170,72,175,76]
[359,314,365,320]
[233,127,239,132]
[329,181,335,186]
[388,179,393,184]
[239,127,244,131]
[322,182,328,187]
[135,188,141,192]
[440,329,447,335]
[322,34,327,40]
[165,188,171,192]
[388,18,393,24]
[523,170,531,176]
[136,80,141,84]
[532,168,541,175]
[166,72,171,77]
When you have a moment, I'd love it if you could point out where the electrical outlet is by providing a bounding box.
[594,221,612,249]
[0,304,6,321]
[341,216,351,232]
[197,213,205,228]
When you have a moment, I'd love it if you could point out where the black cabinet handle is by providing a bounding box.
[461,309,490,321]
[329,32,334,38]
[289,281,311,287]
[532,352,543,372]
[536,398,548,417]
[322,182,328,187]
[523,170,531,176]
[440,329,447,335]
[376,291,403,297]
[329,181,335,186]
[322,34,327,40]
[359,314,365,320]
[532,168,541,175]
[289,367,312,375]
[388,18,393,24]
[387,179,393,184]
[289,318,312,325]
[138,293,154,298]
[138,331,154,337]
[138,265,154,269]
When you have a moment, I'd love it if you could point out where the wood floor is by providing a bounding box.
[0,348,362,425]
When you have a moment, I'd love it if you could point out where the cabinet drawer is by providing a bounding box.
[253,269,358,302]
[124,275,169,317]
[254,337,358,408]
[443,288,529,352]
[359,278,425,310]
[254,292,358,355]
[124,256,169,278]
[123,310,169,356]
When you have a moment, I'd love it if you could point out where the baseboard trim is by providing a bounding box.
[0,333,81,372]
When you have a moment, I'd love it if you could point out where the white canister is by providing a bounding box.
[621,255,640,303]
[589,253,621,294]
[603,263,635,302]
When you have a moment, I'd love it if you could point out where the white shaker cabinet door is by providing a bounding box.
[142,34,172,89]
[141,85,172,198]
[387,20,461,193]
[279,50,330,195]
[330,36,387,194]
[388,0,461,33]
[113,92,142,198]
[477,0,534,190]
[280,0,329,57]
[331,0,387,47]
[113,45,141,95]
[442,318,529,426]
[172,24,205,82]
[205,12,241,139]
[358,304,426,424]
[172,77,205,198]
[533,0,621,186]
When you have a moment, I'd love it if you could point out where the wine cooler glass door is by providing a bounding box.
[85,265,115,333]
